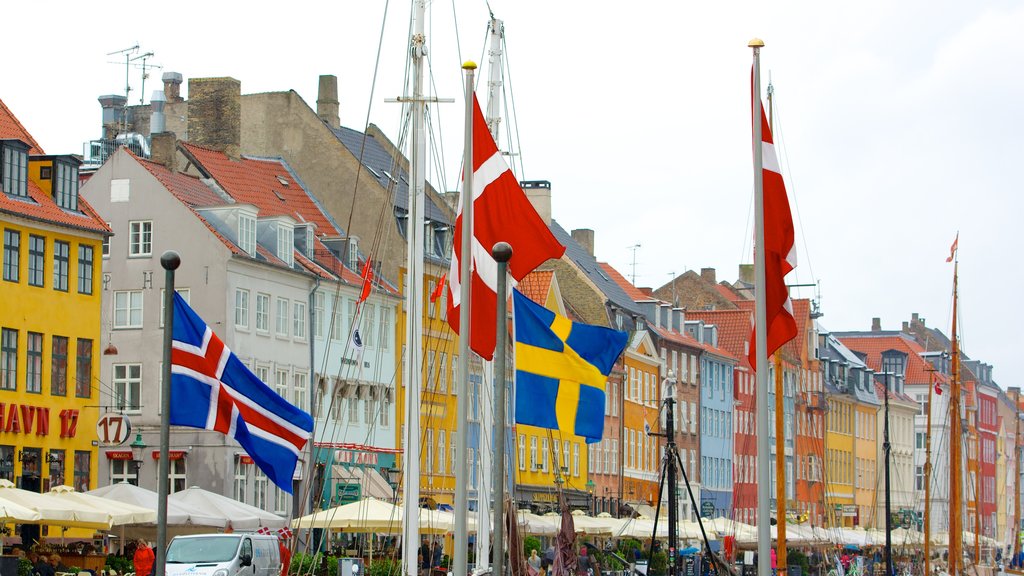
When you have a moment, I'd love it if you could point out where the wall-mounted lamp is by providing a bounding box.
[44,452,61,465]
[130,433,147,473]
[18,451,37,464]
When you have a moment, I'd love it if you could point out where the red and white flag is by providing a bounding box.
[748,91,798,370]
[946,233,958,263]
[446,95,565,360]
[358,259,374,303]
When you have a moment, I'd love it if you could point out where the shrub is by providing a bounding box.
[787,550,810,576]
[649,551,668,576]
[618,539,644,561]
[105,555,134,575]
[18,558,32,576]
[523,536,542,560]
[367,558,400,576]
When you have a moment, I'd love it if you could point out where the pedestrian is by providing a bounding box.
[134,539,155,576]
[431,540,442,570]
[578,547,591,576]
[279,538,291,576]
[529,550,542,574]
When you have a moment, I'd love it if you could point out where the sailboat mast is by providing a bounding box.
[774,356,787,572]
[749,38,773,576]
[401,2,427,575]
[949,259,963,576]
[924,368,935,576]
[975,416,982,565]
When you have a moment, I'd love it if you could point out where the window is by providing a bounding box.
[234,458,249,502]
[426,350,436,390]
[166,457,186,493]
[364,394,375,424]
[573,443,580,477]
[363,304,376,347]
[293,372,307,412]
[26,332,42,393]
[51,336,67,396]
[518,435,526,471]
[54,161,79,210]
[541,438,549,472]
[277,226,294,266]
[28,235,44,287]
[425,429,433,474]
[438,352,448,393]
[916,432,925,450]
[255,293,270,332]
[253,468,268,510]
[73,450,91,492]
[3,229,19,282]
[77,245,94,294]
[114,290,143,328]
[348,397,359,423]
[239,214,256,256]
[110,458,138,486]
[293,301,306,340]
[313,292,324,337]
[235,289,250,329]
[438,429,446,475]
[530,437,538,470]
[1,141,28,196]
[275,369,288,403]
[128,221,153,256]
[381,395,391,427]
[1,328,17,390]
[113,364,142,413]
[379,307,391,350]
[274,488,288,516]
[75,338,92,398]
[276,297,289,337]
[915,465,924,491]
[331,298,345,341]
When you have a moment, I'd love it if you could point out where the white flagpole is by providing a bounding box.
[749,38,772,576]
[455,61,477,576]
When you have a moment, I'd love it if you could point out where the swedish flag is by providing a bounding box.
[513,289,629,443]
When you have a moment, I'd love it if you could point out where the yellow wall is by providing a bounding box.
[854,404,877,526]
[825,398,855,527]
[621,343,660,505]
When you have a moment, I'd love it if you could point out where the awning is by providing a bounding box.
[331,465,394,501]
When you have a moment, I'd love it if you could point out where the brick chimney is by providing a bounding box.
[701,268,716,284]
[162,72,183,103]
[521,180,552,225]
[738,264,754,285]
[902,321,910,333]
[187,77,241,156]
[151,132,178,172]
[317,74,340,130]
[871,317,881,332]
[571,228,595,257]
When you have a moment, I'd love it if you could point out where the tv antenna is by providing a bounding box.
[107,44,139,102]
[131,51,160,104]
[628,243,641,285]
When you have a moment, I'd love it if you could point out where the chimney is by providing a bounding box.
[640,287,653,297]
[911,312,919,325]
[187,77,242,154]
[738,264,754,285]
[151,132,178,172]
[672,308,685,332]
[98,94,127,140]
[902,321,910,333]
[150,90,167,135]
[521,180,552,225]
[571,228,595,258]
[700,268,716,284]
[871,317,881,332]
[317,75,340,130]
[659,304,671,330]
[162,72,183,103]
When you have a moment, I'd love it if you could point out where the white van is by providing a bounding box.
[165,534,282,576]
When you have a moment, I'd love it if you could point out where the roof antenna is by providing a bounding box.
[628,243,641,285]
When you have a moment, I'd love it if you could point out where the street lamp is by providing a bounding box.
[383,467,400,503]
[130,433,147,483]
[586,479,596,514]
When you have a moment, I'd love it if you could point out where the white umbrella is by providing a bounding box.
[87,482,227,527]
[0,479,109,529]
[170,486,286,530]
[516,509,558,536]
[49,485,156,526]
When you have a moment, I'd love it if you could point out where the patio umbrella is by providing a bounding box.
[170,486,286,530]
[0,479,109,529]
[87,482,227,527]
[48,485,156,525]
[292,497,403,531]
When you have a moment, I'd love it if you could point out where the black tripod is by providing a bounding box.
[647,376,718,576]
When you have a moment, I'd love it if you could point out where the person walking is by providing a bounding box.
[134,539,155,576]
[529,550,542,575]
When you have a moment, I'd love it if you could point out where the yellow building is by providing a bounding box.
[854,401,878,526]
[621,332,661,509]
[825,395,855,527]
[0,99,109,541]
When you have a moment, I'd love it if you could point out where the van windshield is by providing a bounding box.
[166,536,241,563]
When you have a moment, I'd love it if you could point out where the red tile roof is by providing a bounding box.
[599,262,653,303]
[685,309,753,368]
[715,283,743,302]
[837,333,949,386]
[519,270,554,304]
[181,143,342,236]
[783,298,812,359]
[0,99,43,154]
[0,99,108,235]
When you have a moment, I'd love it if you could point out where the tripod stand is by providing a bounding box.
[646,375,718,576]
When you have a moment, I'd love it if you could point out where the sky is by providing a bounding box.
[4,1,1021,389]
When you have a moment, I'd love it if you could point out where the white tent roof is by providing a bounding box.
[170,486,286,530]
[88,482,228,528]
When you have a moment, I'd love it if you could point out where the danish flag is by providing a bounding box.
[169,293,313,493]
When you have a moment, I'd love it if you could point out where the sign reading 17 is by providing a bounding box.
[96,413,133,446]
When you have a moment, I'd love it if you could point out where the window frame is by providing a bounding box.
[234,288,250,330]
[113,290,144,329]
[51,335,68,396]
[128,220,153,257]
[75,338,92,398]
[53,240,69,292]
[26,332,42,394]
[255,293,271,333]
[77,244,94,294]
[3,229,19,283]
[0,328,17,391]
[112,362,143,414]
[27,234,45,287]
[1,141,29,197]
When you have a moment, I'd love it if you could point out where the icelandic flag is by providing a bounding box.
[170,293,313,493]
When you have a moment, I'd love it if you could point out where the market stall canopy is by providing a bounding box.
[0,494,41,523]
[87,482,227,528]
[169,486,286,530]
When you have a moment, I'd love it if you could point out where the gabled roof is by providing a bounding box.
[783,298,812,360]
[834,331,948,386]
[0,99,109,235]
[519,270,554,304]
[549,220,645,317]
[332,126,451,225]
[684,309,752,369]
[0,99,43,155]
[598,262,650,302]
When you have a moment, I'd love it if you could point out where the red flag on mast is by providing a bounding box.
[446,95,565,360]
[748,94,798,370]
[358,259,373,303]
[946,233,958,263]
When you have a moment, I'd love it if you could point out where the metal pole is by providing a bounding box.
[667,381,678,576]
[454,61,476,576]
[924,367,935,576]
[774,357,787,572]
[749,37,772,576]
[155,251,180,576]
[884,373,893,576]
[492,242,512,576]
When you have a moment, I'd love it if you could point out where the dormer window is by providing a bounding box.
[54,159,79,211]
[239,213,256,256]
[1,140,29,197]
[277,225,294,267]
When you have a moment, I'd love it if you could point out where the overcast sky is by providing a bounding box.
[5,1,1021,388]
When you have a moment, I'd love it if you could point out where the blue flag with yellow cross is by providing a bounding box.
[513,288,629,443]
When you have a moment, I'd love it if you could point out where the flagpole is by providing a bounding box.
[454,61,477,576]
[492,242,512,576]
[155,251,180,576]
[749,38,772,576]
